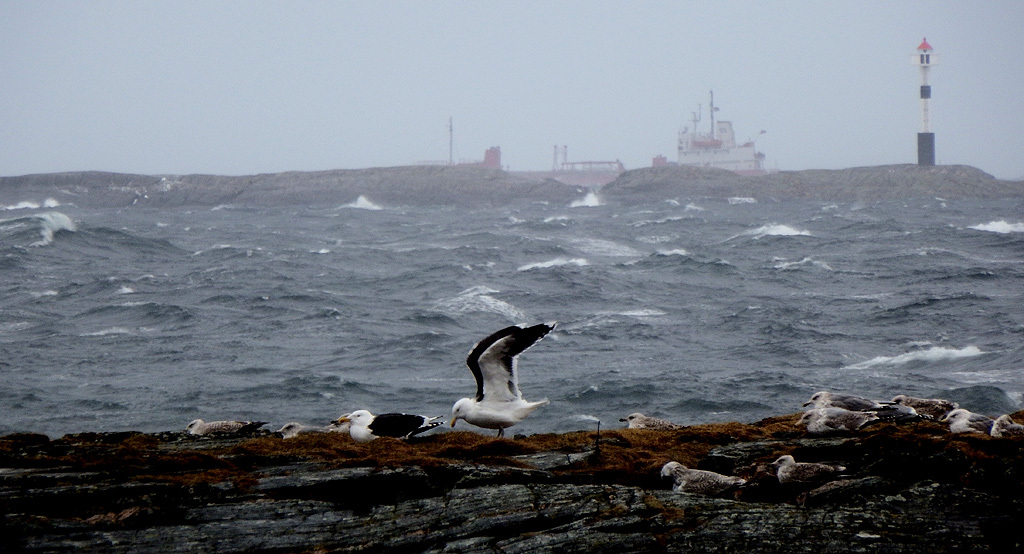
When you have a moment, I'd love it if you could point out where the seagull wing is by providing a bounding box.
[466,323,554,403]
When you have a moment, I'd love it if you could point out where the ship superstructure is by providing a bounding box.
[677,91,767,175]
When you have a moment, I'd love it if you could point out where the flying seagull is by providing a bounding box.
[450,322,555,437]
[335,410,443,443]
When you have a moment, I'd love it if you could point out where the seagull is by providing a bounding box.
[991,414,1024,438]
[771,455,846,485]
[276,422,331,439]
[803,391,883,411]
[891,394,958,419]
[940,408,995,434]
[660,461,746,496]
[800,407,880,434]
[620,413,683,430]
[334,410,443,443]
[186,419,268,435]
[450,322,555,437]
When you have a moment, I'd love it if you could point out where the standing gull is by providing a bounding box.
[335,410,443,443]
[940,408,995,434]
[660,461,746,496]
[186,419,268,435]
[451,322,555,437]
[620,413,683,430]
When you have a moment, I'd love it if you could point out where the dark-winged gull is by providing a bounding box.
[940,408,994,434]
[771,455,846,484]
[800,407,879,434]
[991,414,1024,438]
[620,413,683,430]
[335,410,443,443]
[450,322,555,437]
[803,391,883,411]
[186,419,268,435]
[660,461,746,496]
[891,394,958,420]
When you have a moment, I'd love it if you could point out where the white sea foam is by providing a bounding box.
[735,224,811,241]
[728,197,757,204]
[82,327,134,337]
[30,212,77,246]
[844,345,985,370]
[570,238,643,257]
[518,257,589,271]
[117,286,135,294]
[685,203,706,211]
[773,257,833,271]
[969,220,1024,234]
[570,191,602,207]
[342,195,383,210]
[433,285,526,320]
[3,201,39,210]
[656,248,690,256]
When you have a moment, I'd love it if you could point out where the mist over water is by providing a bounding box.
[2,195,1022,437]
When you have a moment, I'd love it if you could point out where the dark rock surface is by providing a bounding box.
[3,414,1022,553]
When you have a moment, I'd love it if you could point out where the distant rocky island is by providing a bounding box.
[1,164,1021,209]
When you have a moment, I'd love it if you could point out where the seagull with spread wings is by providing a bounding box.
[450,322,555,437]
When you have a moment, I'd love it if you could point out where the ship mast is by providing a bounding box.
[708,90,716,140]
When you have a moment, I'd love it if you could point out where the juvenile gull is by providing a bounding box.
[940,408,995,434]
[800,407,879,434]
[891,394,958,419]
[186,419,268,435]
[451,322,554,437]
[771,455,846,484]
[803,391,883,411]
[990,414,1024,438]
[335,410,443,443]
[660,461,746,496]
[620,413,683,430]
[277,422,330,439]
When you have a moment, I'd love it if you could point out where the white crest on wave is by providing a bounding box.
[844,345,985,370]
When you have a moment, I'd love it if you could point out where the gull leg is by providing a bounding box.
[496,428,504,438]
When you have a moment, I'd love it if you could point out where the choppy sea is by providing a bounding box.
[2,192,1023,437]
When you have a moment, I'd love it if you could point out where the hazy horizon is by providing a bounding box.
[3,1,1023,180]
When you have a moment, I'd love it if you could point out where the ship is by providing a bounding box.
[664,91,768,176]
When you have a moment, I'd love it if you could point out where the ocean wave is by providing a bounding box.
[728,197,757,205]
[844,345,985,370]
[29,212,77,246]
[518,257,589,271]
[569,191,601,207]
[1,198,61,211]
[969,220,1024,234]
[730,223,811,241]
[432,285,526,321]
[569,238,643,257]
[773,257,833,271]
[341,195,384,210]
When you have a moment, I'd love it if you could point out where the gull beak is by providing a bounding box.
[618,418,627,422]
[802,401,812,407]
[450,417,458,428]
[334,416,351,425]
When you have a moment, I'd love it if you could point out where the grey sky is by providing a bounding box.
[2,1,1022,179]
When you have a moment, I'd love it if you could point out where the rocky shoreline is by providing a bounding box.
[3,413,1022,553]
[2,164,1021,209]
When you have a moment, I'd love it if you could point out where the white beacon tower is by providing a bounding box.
[911,38,938,165]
